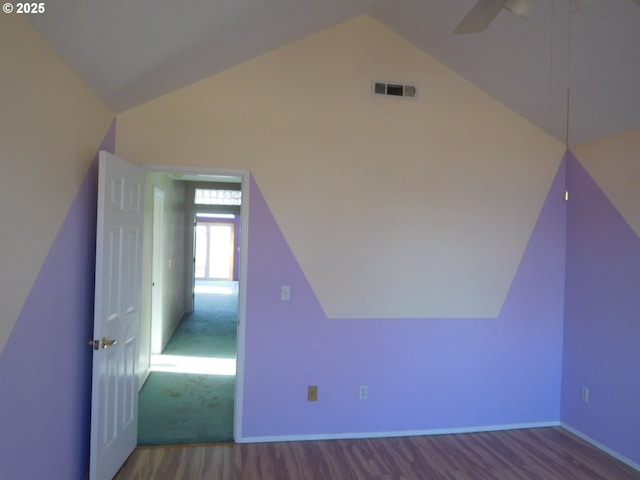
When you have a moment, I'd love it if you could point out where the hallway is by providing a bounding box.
[137,281,238,445]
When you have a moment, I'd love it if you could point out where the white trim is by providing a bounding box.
[235,421,560,444]
[233,171,250,442]
[138,367,151,392]
[150,186,166,355]
[561,423,640,472]
[142,164,245,180]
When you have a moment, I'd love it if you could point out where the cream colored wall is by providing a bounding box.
[158,176,187,352]
[0,15,113,352]
[117,15,564,319]
[139,173,187,379]
[573,127,640,238]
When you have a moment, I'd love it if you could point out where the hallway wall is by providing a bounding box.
[139,174,188,381]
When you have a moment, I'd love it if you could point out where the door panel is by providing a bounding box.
[90,151,144,480]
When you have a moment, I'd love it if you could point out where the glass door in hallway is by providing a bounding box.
[195,217,236,281]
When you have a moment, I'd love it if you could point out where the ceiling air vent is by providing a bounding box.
[372,81,417,99]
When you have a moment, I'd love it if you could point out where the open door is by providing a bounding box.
[89,151,144,480]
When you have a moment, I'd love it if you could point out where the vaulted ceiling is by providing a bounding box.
[28,0,640,145]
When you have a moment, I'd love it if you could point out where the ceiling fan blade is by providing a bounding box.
[454,0,508,34]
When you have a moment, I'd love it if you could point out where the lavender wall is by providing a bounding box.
[0,122,115,479]
[561,151,640,465]
[241,159,567,439]
[3,137,636,478]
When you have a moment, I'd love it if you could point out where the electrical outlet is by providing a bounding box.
[281,285,291,301]
[359,385,368,400]
[308,385,318,401]
[581,386,589,403]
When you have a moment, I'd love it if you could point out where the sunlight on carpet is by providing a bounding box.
[138,281,238,445]
[151,354,236,375]
[194,285,237,294]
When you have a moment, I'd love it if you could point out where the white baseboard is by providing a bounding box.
[561,423,640,473]
[138,367,151,392]
[235,421,560,444]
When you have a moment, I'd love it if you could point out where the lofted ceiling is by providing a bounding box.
[28,0,640,145]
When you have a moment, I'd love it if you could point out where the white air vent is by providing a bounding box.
[372,81,417,99]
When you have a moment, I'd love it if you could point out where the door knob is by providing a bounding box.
[88,337,117,350]
[101,337,117,349]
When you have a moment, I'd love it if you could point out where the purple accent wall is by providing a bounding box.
[561,151,640,465]
[0,121,115,479]
[242,160,566,438]
[7,140,637,476]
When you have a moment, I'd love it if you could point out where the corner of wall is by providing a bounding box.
[561,149,640,467]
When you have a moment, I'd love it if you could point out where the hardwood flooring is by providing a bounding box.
[114,427,640,479]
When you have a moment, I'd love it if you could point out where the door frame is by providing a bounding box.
[142,164,249,442]
[150,186,165,356]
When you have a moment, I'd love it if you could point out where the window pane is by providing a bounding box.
[194,188,241,205]
[208,224,234,279]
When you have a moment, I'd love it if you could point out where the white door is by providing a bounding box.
[89,151,144,480]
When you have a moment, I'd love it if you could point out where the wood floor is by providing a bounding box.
[114,427,640,479]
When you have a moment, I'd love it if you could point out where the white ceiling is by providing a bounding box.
[28,0,640,145]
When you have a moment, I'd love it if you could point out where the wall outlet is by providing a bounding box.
[359,385,368,400]
[581,386,589,403]
[281,285,291,301]
[308,385,318,401]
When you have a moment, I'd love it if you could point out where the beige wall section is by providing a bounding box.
[0,15,113,352]
[573,127,640,238]
[139,173,187,383]
[118,15,564,318]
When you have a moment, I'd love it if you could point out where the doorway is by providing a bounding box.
[138,172,247,445]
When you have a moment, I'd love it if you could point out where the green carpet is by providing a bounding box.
[138,283,238,445]
[162,288,238,359]
[138,372,235,445]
